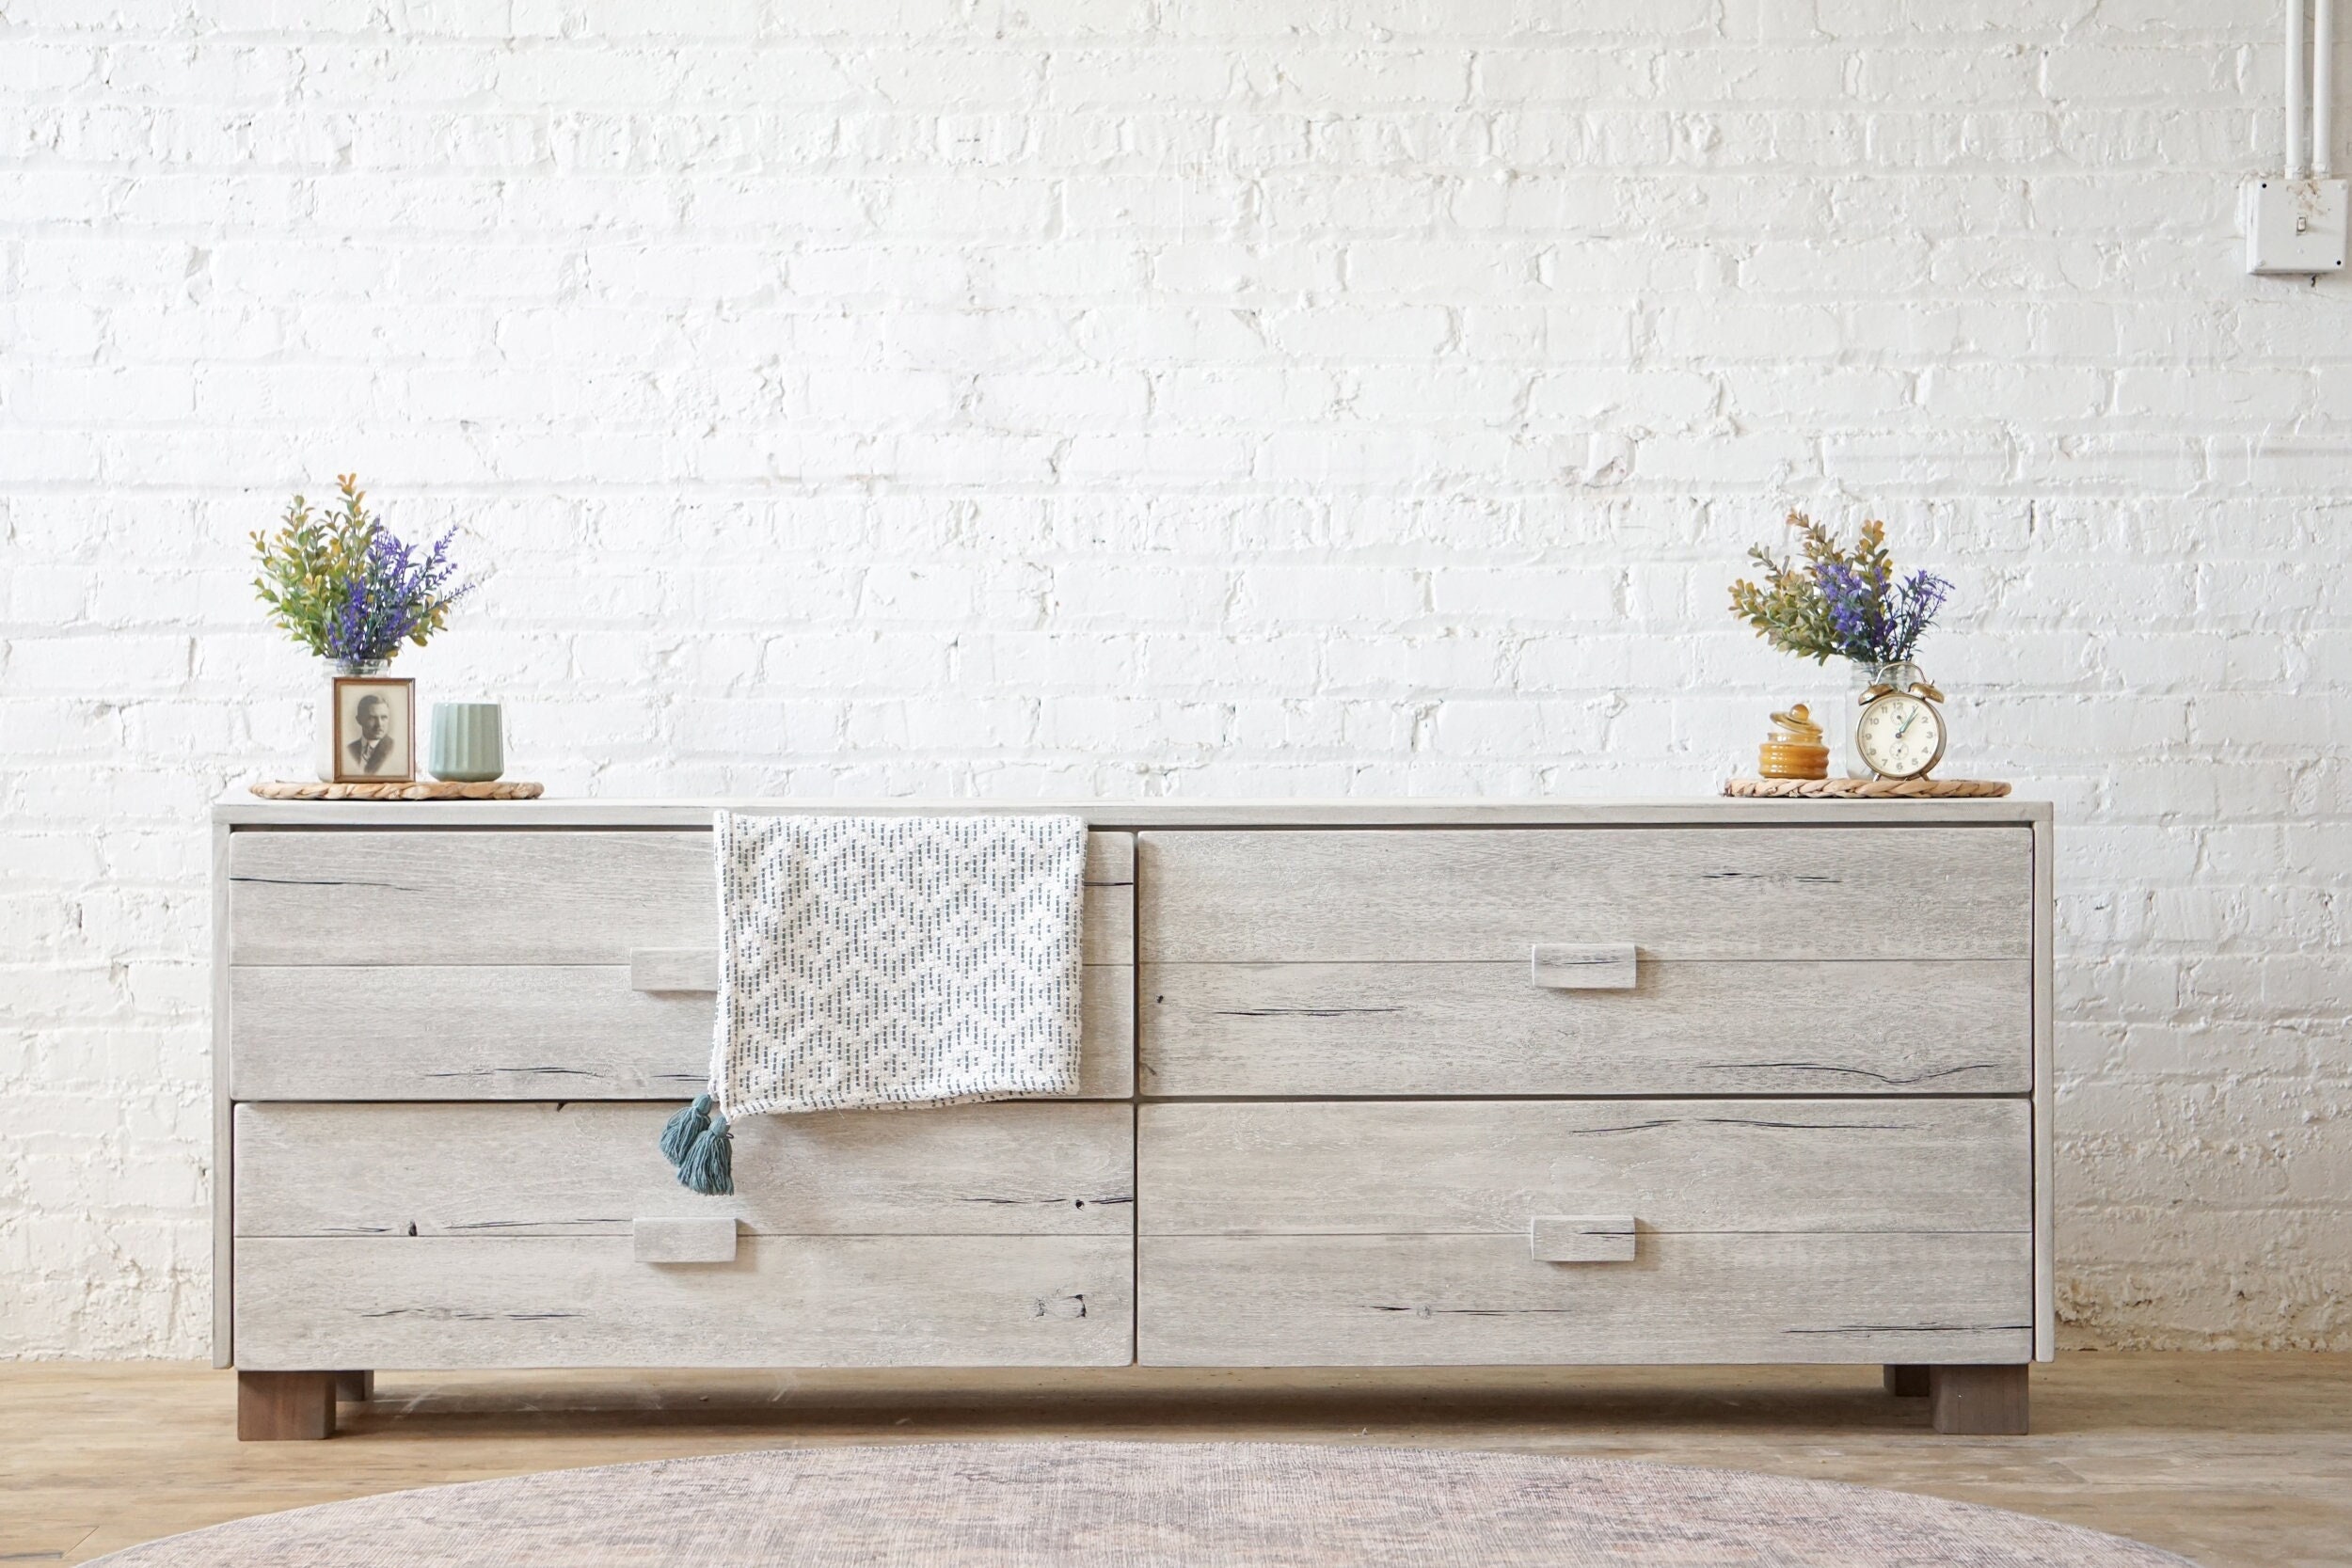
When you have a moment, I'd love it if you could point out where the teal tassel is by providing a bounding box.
[676,1113,733,1196]
[659,1092,714,1167]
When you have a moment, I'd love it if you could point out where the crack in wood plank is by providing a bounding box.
[1691,1117,1914,1132]
[1695,869,1846,884]
[1367,1305,1583,1317]
[1700,1061,2008,1085]
[1549,1117,1914,1134]
[419,1067,608,1079]
[357,1309,585,1322]
[1783,1323,2034,1335]
[229,875,421,890]
[1208,1006,1408,1018]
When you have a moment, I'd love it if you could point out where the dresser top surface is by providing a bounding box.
[215,795,2051,829]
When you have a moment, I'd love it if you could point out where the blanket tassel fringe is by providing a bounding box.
[658,1093,735,1196]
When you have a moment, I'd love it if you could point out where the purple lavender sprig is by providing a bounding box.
[323,524,473,667]
[1883,569,1950,664]
[1819,559,1949,667]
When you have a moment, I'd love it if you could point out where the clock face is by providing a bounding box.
[1855,693,1945,780]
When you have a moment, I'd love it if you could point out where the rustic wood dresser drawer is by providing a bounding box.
[1137,1232,2030,1367]
[228,963,1135,1100]
[1138,827,2031,1097]
[237,1101,1135,1238]
[236,1233,1133,1370]
[226,828,1136,1100]
[1136,1099,2033,1367]
[229,829,1136,967]
[233,1101,1135,1370]
[1138,828,2030,963]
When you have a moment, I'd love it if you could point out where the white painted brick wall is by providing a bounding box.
[2,2,2348,1358]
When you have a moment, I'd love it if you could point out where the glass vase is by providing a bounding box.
[1846,658,1924,778]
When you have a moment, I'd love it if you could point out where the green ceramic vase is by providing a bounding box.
[428,702,505,783]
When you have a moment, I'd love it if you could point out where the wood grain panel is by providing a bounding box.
[229,831,712,966]
[210,820,234,1369]
[229,829,1134,967]
[236,1235,1134,1370]
[2031,812,2057,1361]
[236,1101,1135,1239]
[230,962,1136,1100]
[1139,1101,2029,1237]
[1136,1232,2033,1367]
[1136,828,2030,963]
[1139,958,2026,1097]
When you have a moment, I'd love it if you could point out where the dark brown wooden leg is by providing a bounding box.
[1883,1364,1931,1398]
[237,1370,337,1440]
[333,1370,373,1403]
[1930,1364,2029,1434]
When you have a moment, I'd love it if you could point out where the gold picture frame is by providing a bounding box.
[331,675,416,784]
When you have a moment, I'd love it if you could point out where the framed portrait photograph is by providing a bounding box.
[332,676,415,784]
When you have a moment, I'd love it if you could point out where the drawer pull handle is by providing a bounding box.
[633,1215,738,1264]
[1529,943,1637,990]
[631,949,719,993]
[1531,1214,1637,1263]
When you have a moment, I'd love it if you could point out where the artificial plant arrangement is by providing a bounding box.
[1728,513,1950,673]
[252,474,471,673]
[1729,513,1959,782]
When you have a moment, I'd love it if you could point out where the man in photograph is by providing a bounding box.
[346,692,397,775]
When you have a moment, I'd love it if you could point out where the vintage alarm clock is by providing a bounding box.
[1853,676,1947,781]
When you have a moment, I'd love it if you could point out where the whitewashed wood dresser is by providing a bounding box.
[213,798,2053,1439]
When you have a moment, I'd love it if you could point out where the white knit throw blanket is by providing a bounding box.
[708,811,1088,1118]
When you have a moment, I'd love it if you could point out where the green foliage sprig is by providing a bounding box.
[252,476,379,660]
[1729,514,1886,663]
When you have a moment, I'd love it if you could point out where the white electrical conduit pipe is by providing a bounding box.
[2318,0,2336,177]
[2290,0,2310,177]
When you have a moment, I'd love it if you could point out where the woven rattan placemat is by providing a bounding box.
[1723,777,2012,799]
[249,781,544,800]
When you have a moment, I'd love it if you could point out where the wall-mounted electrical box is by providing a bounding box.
[2246,179,2348,275]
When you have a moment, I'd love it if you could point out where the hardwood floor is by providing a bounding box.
[3,1354,2346,1566]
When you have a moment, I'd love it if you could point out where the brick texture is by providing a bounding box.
[2,3,2348,1357]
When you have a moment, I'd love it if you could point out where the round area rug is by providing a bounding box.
[91,1441,2198,1567]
